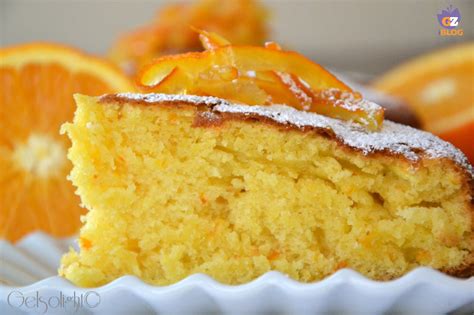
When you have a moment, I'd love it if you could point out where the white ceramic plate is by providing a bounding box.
[1,232,473,314]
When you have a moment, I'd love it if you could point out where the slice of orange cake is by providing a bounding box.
[59,92,473,287]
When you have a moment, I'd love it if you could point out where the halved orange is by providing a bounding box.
[372,43,474,163]
[0,43,134,242]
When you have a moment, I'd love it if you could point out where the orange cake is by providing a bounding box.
[59,92,473,287]
[60,31,473,287]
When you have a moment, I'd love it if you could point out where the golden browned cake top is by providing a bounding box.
[99,93,473,178]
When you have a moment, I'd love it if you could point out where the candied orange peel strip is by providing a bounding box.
[138,29,384,130]
[193,27,231,50]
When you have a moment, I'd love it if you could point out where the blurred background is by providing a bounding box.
[1,0,472,75]
[0,0,473,247]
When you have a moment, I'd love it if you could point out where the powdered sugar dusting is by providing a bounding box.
[114,92,227,106]
[103,93,473,176]
[319,88,381,115]
[275,72,312,109]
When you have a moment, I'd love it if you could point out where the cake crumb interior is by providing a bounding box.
[59,95,471,287]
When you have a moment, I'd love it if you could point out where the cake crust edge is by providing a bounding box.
[98,93,473,180]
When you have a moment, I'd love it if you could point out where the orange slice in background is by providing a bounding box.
[372,43,474,164]
[109,0,268,75]
[0,43,134,242]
